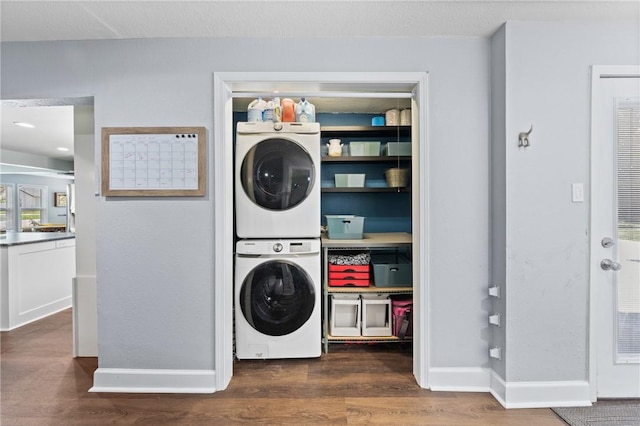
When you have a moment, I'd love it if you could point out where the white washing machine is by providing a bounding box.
[235,121,320,239]
[234,238,321,359]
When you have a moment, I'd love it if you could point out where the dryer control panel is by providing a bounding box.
[236,239,320,255]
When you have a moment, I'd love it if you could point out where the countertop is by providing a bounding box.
[0,232,76,247]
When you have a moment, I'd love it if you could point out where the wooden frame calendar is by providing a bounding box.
[101,127,206,197]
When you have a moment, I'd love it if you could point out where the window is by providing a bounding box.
[617,100,640,231]
[18,184,47,231]
[0,184,15,232]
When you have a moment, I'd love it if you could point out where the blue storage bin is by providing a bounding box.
[371,254,412,287]
[325,215,365,239]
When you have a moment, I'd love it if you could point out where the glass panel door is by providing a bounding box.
[615,98,640,362]
[592,69,640,398]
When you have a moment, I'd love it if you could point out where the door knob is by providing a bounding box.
[600,259,622,271]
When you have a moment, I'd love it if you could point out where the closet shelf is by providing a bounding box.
[321,187,411,193]
[328,285,412,294]
[321,156,411,163]
[326,335,412,343]
[321,125,411,137]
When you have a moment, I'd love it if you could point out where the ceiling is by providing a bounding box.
[1,1,637,41]
[1,1,637,168]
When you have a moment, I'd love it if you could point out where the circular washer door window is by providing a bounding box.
[240,138,315,211]
[239,260,316,336]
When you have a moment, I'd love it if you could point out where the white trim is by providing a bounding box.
[490,370,507,406]
[90,368,216,394]
[72,275,98,357]
[212,73,234,392]
[413,73,430,389]
[0,300,71,332]
[212,71,430,392]
[588,65,640,401]
[489,370,591,409]
[231,91,413,99]
[428,367,490,392]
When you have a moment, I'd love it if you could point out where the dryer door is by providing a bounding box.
[240,138,315,211]
[239,260,316,336]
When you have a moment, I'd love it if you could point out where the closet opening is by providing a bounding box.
[212,72,429,392]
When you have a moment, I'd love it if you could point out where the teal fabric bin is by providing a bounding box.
[325,215,365,239]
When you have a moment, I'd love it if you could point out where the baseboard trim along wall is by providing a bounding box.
[489,370,592,409]
[428,367,491,392]
[427,368,591,408]
[1,297,72,331]
[90,368,217,393]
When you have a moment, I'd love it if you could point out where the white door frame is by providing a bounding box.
[589,65,640,400]
[212,72,430,391]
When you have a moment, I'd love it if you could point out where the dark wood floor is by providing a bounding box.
[1,309,565,425]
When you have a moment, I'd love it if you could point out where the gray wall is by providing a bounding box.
[1,37,491,371]
[493,22,639,383]
[2,21,637,387]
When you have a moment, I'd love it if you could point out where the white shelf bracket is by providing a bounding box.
[488,313,501,327]
[488,285,501,298]
[489,347,502,360]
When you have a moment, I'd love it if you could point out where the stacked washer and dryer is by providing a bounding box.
[234,121,322,359]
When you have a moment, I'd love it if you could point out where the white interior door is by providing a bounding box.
[591,67,640,398]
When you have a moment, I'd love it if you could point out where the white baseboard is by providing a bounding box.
[489,370,592,409]
[428,367,491,392]
[90,368,217,393]
[428,368,592,409]
[0,298,71,331]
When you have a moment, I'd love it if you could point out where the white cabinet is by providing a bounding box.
[1,238,75,330]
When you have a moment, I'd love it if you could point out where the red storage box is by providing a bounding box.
[329,278,370,287]
[328,271,370,280]
[328,264,370,273]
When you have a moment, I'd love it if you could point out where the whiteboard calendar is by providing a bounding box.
[101,127,206,196]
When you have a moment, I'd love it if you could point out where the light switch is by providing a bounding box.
[572,183,584,203]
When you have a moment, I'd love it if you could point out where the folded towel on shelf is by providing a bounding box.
[328,252,371,266]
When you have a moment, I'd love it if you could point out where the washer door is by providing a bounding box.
[240,138,315,211]
[239,260,316,336]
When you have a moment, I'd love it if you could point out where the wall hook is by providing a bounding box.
[518,125,533,148]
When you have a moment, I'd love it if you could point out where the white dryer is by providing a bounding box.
[235,121,320,239]
[234,239,321,359]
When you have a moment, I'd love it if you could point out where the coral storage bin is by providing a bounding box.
[328,262,370,287]
[329,278,369,287]
[328,264,369,273]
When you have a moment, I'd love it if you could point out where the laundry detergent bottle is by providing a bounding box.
[295,97,315,123]
[247,97,267,122]
[263,97,281,122]
[281,98,295,122]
